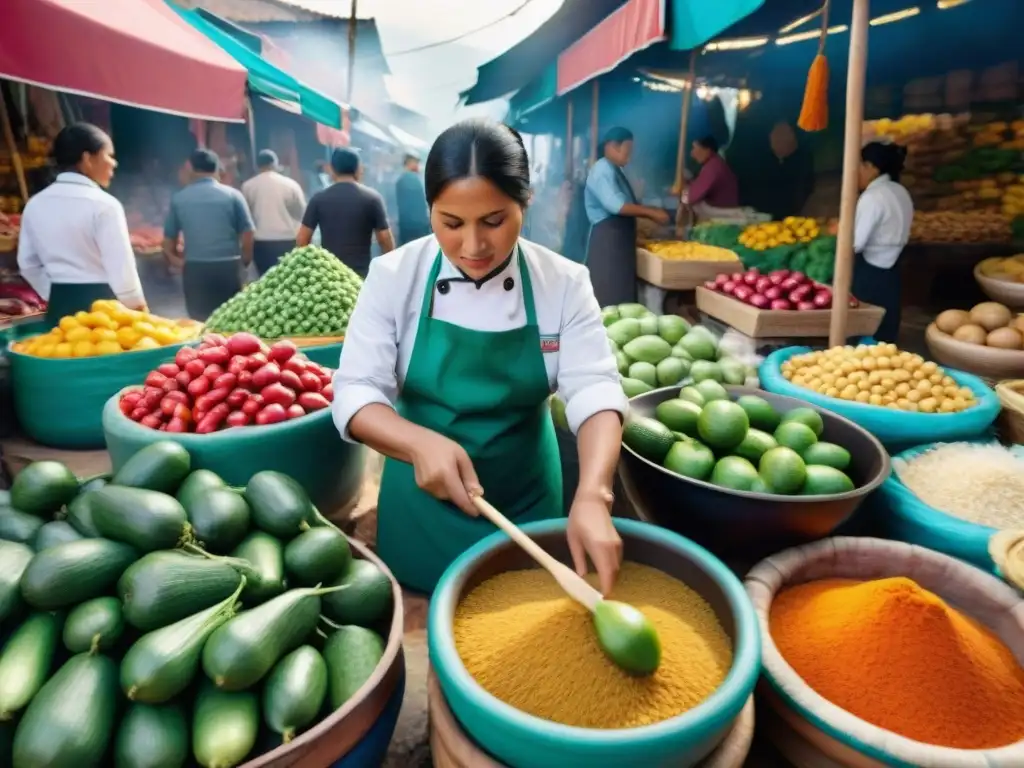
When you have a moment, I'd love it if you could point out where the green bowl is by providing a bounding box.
[102,389,365,513]
[428,518,761,768]
[9,341,187,449]
[300,341,343,369]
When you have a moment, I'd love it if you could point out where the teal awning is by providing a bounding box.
[668,0,766,50]
[169,3,343,129]
[508,64,558,123]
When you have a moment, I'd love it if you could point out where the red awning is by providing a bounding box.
[0,0,248,121]
[556,0,667,96]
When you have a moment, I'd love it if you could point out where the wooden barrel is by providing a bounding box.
[242,537,405,767]
[428,669,755,768]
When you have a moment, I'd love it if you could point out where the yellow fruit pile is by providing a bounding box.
[14,301,197,359]
[645,241,738,261]
[1002,184,1024,218]
[738,217,821,252]
[781,343,977,413]
[978,254,1024,284]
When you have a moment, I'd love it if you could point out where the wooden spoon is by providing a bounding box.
[472,496,662,676]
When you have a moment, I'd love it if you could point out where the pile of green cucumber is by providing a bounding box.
[0,441,394,768]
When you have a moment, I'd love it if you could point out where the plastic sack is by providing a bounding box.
[878,441,1009,572]
[9,342,187,449]
[759,346,1001,449]
[102,390,366,513]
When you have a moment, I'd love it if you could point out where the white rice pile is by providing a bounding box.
[894,443,1024,529]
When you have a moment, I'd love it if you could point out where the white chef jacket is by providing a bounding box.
[854,174,914,269]
[332,236,628,441]
[17,172,144,305]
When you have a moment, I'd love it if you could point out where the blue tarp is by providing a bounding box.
[668,0,766,51]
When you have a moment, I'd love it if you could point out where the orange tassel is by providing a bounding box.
[798,53,829,132]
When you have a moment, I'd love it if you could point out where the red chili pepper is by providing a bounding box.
[227,355,249,376]
[236,369,255,390]
[157,363,180,378]
[195,387,230,413]
[142,391,163,410]
[195,405,229,434]
[268,340,298,364]
[240,395,263,416]
[122,391,143,407]
[297,392,331,412]
[297,371,323,392]
[246,352,269,371]
[286,404,306,420]
[160,397,180,417]
[175,346,199,367]
[119,398,135,416]
[141,414,163,429]
[279,369,303,392]
[184,359,206,378]
[130,406,150,422]
[255,403,288,425]
[174,371,192,389]
[225,410,251,428]
[252,362,281,389]
[187,377,211,398]
[162,390,189,406]
[144,371,167,389]
[199,345,231,365]
[283,358,307,376]
[225,388,248,408]
[203,333,227,347]
[260,382,296,408]
[172,403,192,422]
[203,363,225,380]
[213,372,238,391]
[227,332,263,356]
[160,379,180,393]
[166,417,190,433]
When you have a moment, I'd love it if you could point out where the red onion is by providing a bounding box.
[749,293,770,309]
[813,289,833,308]
[790,285,813,303]
[703,280,719,291]
[779,277,801,292]
[733,285,754,302]
[754,276,772,293]
[714,273,732,287]
[769,269,791,280]
[771,299,793,311]
[743,271,760,286]
[722,281,738,295]
[764,286,782,301]
[797,301,817,311]
[849,296,861,308]
[789,271,806,282]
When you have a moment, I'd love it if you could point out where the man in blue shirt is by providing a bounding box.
[583,127,668,306]
[163,149,254,320]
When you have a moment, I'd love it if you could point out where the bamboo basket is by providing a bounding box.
[997,379,1024,444]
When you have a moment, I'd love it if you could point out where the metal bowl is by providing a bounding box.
[618,386,890,562]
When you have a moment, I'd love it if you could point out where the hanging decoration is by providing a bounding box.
[797,1,831,132]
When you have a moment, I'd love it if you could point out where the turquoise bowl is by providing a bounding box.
[759,346,1001,451]
[301,341,343,369]
[428,518,761,768]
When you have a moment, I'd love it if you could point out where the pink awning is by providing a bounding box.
[556,0,667,96]
[0,0,248,121]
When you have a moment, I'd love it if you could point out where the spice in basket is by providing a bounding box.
[894,442,1024,529]
[771,576,1024,749]
[453,562,732,729]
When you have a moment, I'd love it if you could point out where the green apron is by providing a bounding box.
[44,283,116,329]
[376,248,563,593]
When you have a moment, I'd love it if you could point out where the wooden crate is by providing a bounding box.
[695,287,885,339]
[636,248,743,290]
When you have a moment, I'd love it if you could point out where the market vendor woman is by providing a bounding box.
[853,141,914,343]
[333,119,628,595]
[17,123,147,327]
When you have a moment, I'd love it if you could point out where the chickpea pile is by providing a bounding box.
[781,343,977,413]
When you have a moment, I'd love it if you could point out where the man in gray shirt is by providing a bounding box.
[163,149,254,320]
[242,149,305,275]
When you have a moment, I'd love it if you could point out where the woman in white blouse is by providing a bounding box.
[18,123,146,327]
[853,141,914,342]
[333,119,628,595]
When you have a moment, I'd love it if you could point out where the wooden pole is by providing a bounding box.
[565,98,574,180]
[828,0,869,348]
[0,95,29,203]
[673,49,698,193]
[589,79,600,166]
[346,0,358,105]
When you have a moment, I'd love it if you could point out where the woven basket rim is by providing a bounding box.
[745,536,1024,767]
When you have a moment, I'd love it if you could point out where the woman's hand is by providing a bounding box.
[409,430,483,517]
[566,488,622,597]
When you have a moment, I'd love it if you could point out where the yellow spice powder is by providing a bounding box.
[453,562,732,729]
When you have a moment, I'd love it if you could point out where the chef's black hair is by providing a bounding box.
[601,126,634,153]
[52,123,110,171]
[331,147,361,176]
[425,119,530,207]
[862,141,908,183]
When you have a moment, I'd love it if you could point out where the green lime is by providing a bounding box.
[621,378,655,398]
[801,465,855,495]
[759,447,808,495]
[670,344,693,361]
[663,440,716,481]
[691,360,723,383]
[782,407,825,438]
[677,386,705,407]
[615,350,630,376]
[774,421,818,454]
[711,456,760,491]
[678,331,717,361]
[656,357,689,386]
[638,315,659,336]
[732,428,777,464]
[657,315,690,345]
[655,399,703,436]
[697,400,750,453]
[736,395,781,433]
[628,361,658,387]
[749,477,769,494]
[623,336,673,365]
[719,358,747,385]
[802,442,852,471]
[694,379,729,403]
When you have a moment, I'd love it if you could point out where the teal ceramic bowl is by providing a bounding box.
[301,341,343,369]
[428,518,761,768]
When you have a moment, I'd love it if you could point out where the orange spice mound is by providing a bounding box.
[770,576,1024,749]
